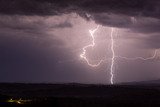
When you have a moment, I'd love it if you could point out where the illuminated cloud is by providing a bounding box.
[0,0,160,83]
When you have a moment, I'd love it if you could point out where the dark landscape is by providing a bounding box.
[1,81,160,106]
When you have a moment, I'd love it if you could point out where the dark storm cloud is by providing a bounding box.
[91,13,132,28]
[0,15,73,32]
[0,0,159,18]
[130,18,160,34]
[0,0,160,33]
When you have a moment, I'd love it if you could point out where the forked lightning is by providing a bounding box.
[80,25,158,84]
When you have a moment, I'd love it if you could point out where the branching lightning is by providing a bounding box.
[116,50,157,61]
[80,25,104,67]
[109,28,158,84]
[80,25,158,84]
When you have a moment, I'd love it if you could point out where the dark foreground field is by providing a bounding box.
[1,83,160,107]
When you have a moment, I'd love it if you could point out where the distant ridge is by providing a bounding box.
[119,79,160,86]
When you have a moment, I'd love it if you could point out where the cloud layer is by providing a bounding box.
[0,0,160,83]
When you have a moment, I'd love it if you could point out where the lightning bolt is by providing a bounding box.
[116,50,158,61]
[80,25,104,67]
[80,25,158,85]
[80,26,116,84]
[110,28,115,84]
[110,28,158,84]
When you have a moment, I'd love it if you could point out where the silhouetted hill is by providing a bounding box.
[121,79,160,86]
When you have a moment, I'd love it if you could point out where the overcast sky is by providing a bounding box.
[0,0,160,84]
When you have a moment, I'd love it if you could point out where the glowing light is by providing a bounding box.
[80,24,159,85]
[110,28,115,84]
[80,25,104,67]
[106,28,158,84]
[116,50,158,61]
[7,98,31,104]
[110,29,158,84]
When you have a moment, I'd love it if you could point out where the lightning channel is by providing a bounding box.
[80,25,158,85]
[110,28,115,84]
[109,28,158,84]
[116,50,158,61]
[80,25,104,67]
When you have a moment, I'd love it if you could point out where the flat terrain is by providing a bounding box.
[1,83,160,106]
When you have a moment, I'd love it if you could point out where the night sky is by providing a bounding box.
[0,0,160,84]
